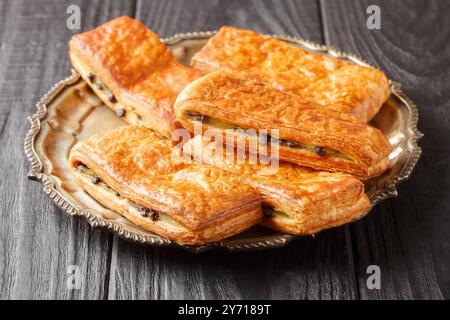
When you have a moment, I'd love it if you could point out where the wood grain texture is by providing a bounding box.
[0,0,135,299]
[320,0,450,299]
[108,230,357,300]
[106,0,359,300]
[135,0,323,42]
[1,0,449,300]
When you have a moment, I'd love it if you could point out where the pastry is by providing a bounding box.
[68,126,262,245]
[183,135,371,235]
[192,26,390,122]
[68,16,201,138]
[174,70,393,179]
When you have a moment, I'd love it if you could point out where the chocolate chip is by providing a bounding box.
[107,92,116,103]
[137,114,143,122]
[269,136,279,144]
[87,73,95,83]
[197,115,209,122]
[138,207,151,217]
[138,207,159,220]
[185,111,209,122]
[91,175,101,184]
[116,108,126,117]
[150,211,159,221]
[280,139,301,148]
[314,146,326,156]
[262,205,274,216]
[115,192,121,197]
[95,82,104,90]
[76,163,87,171]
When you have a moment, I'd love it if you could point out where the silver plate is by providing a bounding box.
[24,31,423,253]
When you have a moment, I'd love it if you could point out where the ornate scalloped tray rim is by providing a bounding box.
[24,31,423,253]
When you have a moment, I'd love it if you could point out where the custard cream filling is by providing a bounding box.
[184,111,354,162]
[262,206,292,220]
[71,54,172,138]
[75,164,183,228]
[71,54,116,101]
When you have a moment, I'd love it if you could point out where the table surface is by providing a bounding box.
[1,0,449,300]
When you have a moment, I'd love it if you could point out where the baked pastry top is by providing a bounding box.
[64,19,394,244]
[174,70,393,179]
[69,16,201,137]
[183,135,370,235]
[68,126,262,245]
[192,26,390,122]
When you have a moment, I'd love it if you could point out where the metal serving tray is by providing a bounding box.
[24,32,422,253]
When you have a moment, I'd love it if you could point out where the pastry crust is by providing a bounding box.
[174,70,393,179]
[183,135,371,235]
[68,126,262,245]
[192,26,390,122]
[69,16,201,138]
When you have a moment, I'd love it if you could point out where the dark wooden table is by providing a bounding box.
[1,0,449,300]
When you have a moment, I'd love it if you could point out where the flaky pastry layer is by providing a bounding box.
[174,70,393,179]
[183,136,371,235]
[68,126,262,245]
[69,16,201,137]
[192,26,390,122]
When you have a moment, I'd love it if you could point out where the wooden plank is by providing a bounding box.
[134,0,323,42]
[108,229,358,300]
[0,0,135,299]
[320,0,450,299]
[107,0,359,300]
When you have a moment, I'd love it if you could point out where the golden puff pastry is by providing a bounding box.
[174,70,393,179]
[69,16,202,138]
[192,26,390,122]
[183,135,370,235]
[68,126,262,245]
